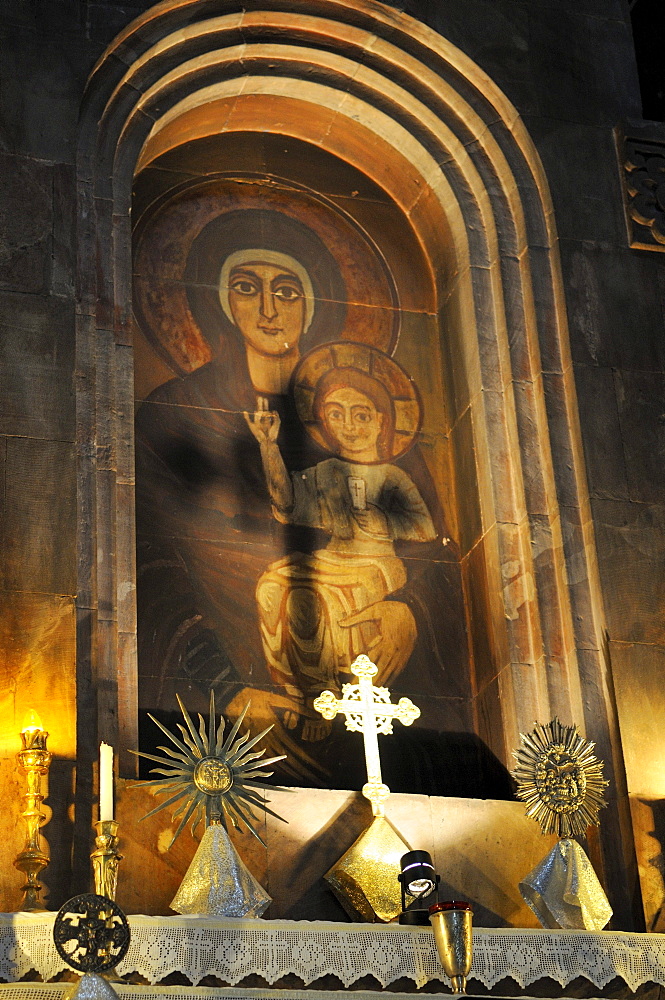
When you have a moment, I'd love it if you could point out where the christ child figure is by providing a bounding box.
[244,351,435,741]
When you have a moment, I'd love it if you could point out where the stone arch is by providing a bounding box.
[76,0,635,918]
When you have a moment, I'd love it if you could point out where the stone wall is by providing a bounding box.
[0,0,100,910]
[398,0,665,931]
[1,0,663,928]
[118,781,555,923]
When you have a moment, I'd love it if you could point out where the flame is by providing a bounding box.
[21,709,43,733]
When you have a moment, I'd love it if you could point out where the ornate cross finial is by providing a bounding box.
[313,654,420,816]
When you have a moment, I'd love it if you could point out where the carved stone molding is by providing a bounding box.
[620,126,665,251]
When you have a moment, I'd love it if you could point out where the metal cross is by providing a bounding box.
[313,654,420,817]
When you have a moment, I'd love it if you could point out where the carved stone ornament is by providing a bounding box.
[53,894,130,974]
[620,132,665,251]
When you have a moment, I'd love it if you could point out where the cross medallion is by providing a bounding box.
[313,654,420,816]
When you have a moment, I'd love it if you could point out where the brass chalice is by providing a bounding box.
[429,901,473,994]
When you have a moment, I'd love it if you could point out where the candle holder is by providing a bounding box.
[14,717,52,911]
[91,821,122,901]
[429,901,473,994]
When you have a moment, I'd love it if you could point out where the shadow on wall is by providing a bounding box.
[30,759,76,912]
[139,709,515,801]
[641,797,665,931]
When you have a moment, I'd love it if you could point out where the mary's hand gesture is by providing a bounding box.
[244,399,280,444]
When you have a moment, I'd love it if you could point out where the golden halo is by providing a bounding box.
[511,717,609,838]
[293,342,422,463]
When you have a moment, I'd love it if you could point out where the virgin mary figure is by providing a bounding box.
[134,204,462,785]
[135,210,348,778]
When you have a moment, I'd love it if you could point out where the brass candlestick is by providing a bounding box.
[91,821,122,900]
[14,716,52,911]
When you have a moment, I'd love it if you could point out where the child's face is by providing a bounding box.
[322,386,383,462]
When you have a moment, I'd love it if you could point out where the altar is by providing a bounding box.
[1,914,664,998]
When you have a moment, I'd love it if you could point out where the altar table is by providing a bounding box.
[0,914,664,994]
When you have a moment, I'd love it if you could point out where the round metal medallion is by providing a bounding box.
[53,893,131,974]
[535,745,587,815]
[193,755,233,794]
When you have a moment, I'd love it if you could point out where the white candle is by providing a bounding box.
[99,742,114,822]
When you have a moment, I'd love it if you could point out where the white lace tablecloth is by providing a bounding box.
[0,988,545,1000]
[1,914,664,991]
[0,989,543,1000]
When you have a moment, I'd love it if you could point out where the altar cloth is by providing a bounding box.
[0,988,587,1000]
[0,914,663,992]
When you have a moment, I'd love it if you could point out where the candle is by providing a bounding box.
[99,742,114,822]
[20,710,47,750]
[21,708,42,733]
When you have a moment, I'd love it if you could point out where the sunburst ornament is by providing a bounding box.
[133,691,286,847]
[511,717,609,838]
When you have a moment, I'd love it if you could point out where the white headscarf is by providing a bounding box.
[218,249,315,334]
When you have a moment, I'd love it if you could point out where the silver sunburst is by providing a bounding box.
[133,692,286,847]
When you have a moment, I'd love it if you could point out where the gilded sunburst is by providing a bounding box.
[511,717,608,838]
[133,692,286,847]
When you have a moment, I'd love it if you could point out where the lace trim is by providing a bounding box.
[1,914,664,991]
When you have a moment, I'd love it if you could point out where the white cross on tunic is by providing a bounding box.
[313,653,421,817]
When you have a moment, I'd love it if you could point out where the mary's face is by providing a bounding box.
[228,262,306,357]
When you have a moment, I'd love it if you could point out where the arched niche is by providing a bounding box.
[76,0,638,922]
